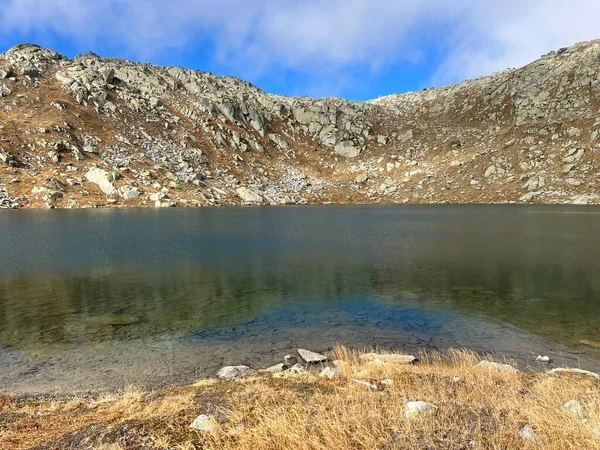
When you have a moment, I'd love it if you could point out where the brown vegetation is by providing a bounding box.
[1,347,599,449]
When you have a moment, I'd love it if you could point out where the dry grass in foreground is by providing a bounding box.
[1,347,600,449]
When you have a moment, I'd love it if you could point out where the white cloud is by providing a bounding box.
[0,0,599,96]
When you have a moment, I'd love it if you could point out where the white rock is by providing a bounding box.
[119,185,141,200]
[236,187,263,203]
[189,414,217,432]
[563,400,586,419]
[355,173,368,183]
[484,165,497,177]
[298,348,327,364]
[402,401,437,419]
[216,365,250,381]
[535,355,551,364]
[85,167,118,196]
[475,360,518,372]
[519,425,536,440]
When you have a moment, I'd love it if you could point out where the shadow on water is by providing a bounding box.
[0,205,600,392]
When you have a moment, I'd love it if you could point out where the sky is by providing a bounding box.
[0,1,599,101]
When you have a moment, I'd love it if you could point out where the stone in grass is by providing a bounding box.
[352,379,379,390]
[216,365,250,381]
[563,400,586,419]
[272,364,307,379]
[519,425,537,440]
[402,401,438,420]
[298,348,327,364]
[549,368,600,381]
[359,353,416,364]
[475,360,518,373]
[319,367,340,379]
[264,363,286,374]
[189,414,217,432]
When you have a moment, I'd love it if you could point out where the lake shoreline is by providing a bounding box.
[2,345,600,449]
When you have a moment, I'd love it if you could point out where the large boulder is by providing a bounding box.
[237,187,263,204]
[334,140,360,158]
[85,168,119,196]
[298,348,327,364]
[216,365,250,381]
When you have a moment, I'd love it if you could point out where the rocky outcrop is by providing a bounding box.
[85,168,119,196]
[0,187,18,209]
[0,39,599,208]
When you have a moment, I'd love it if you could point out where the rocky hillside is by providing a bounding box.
[0,40,599,209]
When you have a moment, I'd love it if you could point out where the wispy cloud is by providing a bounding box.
[0,0,599,97]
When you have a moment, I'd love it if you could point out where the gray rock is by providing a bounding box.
[298,348,327,364]
[264,363,286,373]
[48,151,59,163]
[269,134,288,150]
[0,149,17,167]
[334,140,360,158]
[237,187,263,203]
[475,360,518,372]
[216,365,250,381]
[149,192,166,202]
[272,363,307,378]
[284,354,298,366]
[119,186,142,200]
[355,173,368,183]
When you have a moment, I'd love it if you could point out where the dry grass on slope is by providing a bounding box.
[1,347,599,450]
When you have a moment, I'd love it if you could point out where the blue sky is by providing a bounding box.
[1,1,599,101]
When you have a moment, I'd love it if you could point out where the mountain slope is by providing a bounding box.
[0,40,599,209]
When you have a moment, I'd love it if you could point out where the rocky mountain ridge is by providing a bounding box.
[0,39,599,209]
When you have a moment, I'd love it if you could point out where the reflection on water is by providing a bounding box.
[1,205,600,392]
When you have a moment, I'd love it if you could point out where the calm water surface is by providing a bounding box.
[1,205,599,395]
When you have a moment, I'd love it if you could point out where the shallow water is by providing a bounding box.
[1,205,599,395]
